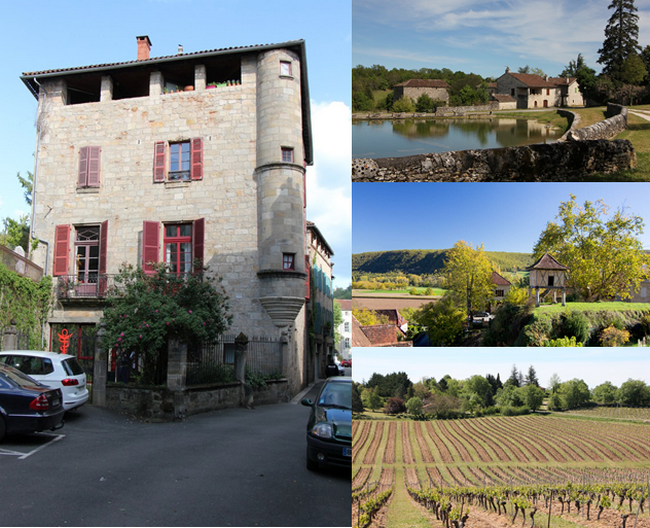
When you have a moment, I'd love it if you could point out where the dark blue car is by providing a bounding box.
[0,364,65,442]
[301,377,352,471]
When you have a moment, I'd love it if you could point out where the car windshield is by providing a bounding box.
[318,382,351,409]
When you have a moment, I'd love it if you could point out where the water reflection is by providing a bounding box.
[352,118,564,158]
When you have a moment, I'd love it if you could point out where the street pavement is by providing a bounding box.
[0,380,351,527]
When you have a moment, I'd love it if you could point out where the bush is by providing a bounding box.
[522,314,554,346]
[561,310,590,343]
[415,93,435,113]
[546,335,583,347]
[501,405,531,416]
[392,95,415,113]
[384,397,406,415]
[599,325,630,347]
[482,302,534,346]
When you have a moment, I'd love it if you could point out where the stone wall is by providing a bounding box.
[352,139,637,182]
[566,103,628,141]
[105,379,289,420]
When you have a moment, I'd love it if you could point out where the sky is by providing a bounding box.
[352,347,650,389]
[352,182,650,254]
[353,0,650,79]
[0,0,352,288]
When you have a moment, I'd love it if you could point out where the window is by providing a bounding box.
[142,218,204,276]
[495,289,504,297]
[280,61,292,77]
[344,322,350,332]
[53,222,107,289]
[153,138,203,182]
[165,224,193,275]
[78,146,101,187]
[281,147,294,163]
[344,338,350,349]
[283,253,295,271]
[548,276,555,287]
[75,226,100,291]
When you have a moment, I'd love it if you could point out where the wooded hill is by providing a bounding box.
[353,249,533,275]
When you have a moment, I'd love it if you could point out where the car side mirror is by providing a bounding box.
[300,398,313,407]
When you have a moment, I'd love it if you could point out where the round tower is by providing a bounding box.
[255,47,307,327]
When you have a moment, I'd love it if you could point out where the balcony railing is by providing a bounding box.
[56,275,117,300]
[0,245,43,281]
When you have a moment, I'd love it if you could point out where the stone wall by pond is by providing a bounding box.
[352,139,637,182]
[352,104,635,181]
[105,379,289,421]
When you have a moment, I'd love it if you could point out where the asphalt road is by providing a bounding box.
[0,382,351,527]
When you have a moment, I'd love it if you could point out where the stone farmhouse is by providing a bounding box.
[21,36,323,396]
[491,271,512,302]
[495,68,584,109]
[393,79,450,106]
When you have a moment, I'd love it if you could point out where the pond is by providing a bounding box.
[352,117,565,158]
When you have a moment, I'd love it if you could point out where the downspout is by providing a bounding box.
[30,77,50,349]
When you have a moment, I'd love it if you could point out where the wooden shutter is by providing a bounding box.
[305,255,311,300]
[142,221,160,275]
[87,146,101,187]
[153,142,167,182]
[78,147,89,186]
[193,218,205,270]
[53,225,71,276]
[190,137,203,180]
[99,220,108,295]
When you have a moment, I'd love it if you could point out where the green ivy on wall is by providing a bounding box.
[0,262,52,349]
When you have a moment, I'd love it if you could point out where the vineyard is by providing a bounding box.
[352,415,650,528]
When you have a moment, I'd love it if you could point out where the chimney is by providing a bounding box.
[136,35,152,61]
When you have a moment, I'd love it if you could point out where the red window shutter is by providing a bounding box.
[53,225,71,276]
[142,221,160,275]
[153,142,166,182]
[99,220,108,295]
[193,218,205,269]
[305,255,311,300]
[78,147,89,186]
[87,146,101,187]
[190,137,203,180]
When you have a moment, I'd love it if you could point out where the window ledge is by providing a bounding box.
[279,75,295,80]
[163,180,191,188]
[77,187,101,194]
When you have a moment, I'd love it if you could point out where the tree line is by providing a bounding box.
[352,366,650,418]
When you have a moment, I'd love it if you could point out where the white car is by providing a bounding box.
[0,351,89,411]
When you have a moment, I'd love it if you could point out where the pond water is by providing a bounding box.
[352,117,564,159]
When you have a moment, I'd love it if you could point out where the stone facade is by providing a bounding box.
[393,79,450,106]
[549,77,585,107]
[22,38,313,396]
[496,70,559,109]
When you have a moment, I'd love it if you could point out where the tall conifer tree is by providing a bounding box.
[597,0,642,83]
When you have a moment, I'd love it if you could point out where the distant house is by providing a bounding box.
[527,253,569,306]
[393,79,450,106]
[351,315,412,347]
[491,271,512,302]
[490,93,517,110]
[496,68,560,109]
[373,309,408,334]
[335,299,352,358]
[548,77,585,107]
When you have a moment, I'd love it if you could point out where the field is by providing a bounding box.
[352,290,440,311]
[353,415,650,528]
[534,302,650,315]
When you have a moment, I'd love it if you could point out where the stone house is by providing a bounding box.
[490,94,517,110]
[548,77,585,107]
[306,221,334,379]
[22,36,315,396]
[393,79,450,106]
[496,68,560,109]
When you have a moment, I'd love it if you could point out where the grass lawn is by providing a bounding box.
[534,301,650,315]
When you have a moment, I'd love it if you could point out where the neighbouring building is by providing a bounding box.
[548,77,585,107]
[306,221,334,380]
[491,271,512,303]
[527,253,569,306]
[335,299,352,359]
[490,93,517,110]
[393,79,450,106]
[22,36,315,396]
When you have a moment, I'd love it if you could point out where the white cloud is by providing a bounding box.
[306,101,351,287]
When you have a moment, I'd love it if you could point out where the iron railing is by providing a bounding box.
[55,275,118,300]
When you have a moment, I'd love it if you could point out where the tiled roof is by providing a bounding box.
[395,79,450,89]
[22,40,303,77]
[527,252,569,271]
[351,317,372,347]
[491,271,512,286]
[336,299,352,311]
[548,77,577,86]
[508,73,557,88]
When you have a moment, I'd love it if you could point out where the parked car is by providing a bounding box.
[0,351,89,411]
[471,312,494,325]
[0,364,65,442]
[301,377,351,471]
[340,358,351,368]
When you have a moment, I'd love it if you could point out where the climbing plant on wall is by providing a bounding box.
[0,262,53,349]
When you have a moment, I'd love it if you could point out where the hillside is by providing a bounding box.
[352,249,533,275]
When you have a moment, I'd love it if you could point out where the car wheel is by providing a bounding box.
[306,447,318,471]
[0,415,6,443]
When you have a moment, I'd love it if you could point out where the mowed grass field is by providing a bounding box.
[353,414,650,528]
